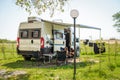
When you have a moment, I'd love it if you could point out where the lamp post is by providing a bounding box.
[70,9,79,80]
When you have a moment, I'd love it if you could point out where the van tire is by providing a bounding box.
[23,56,31,61]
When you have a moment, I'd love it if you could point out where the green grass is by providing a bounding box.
[0,42,120,80]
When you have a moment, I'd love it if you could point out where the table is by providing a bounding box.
[42,53,56,63]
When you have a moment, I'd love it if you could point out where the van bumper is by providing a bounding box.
[17,48,41,57]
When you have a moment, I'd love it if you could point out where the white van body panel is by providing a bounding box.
[19,22,42,51]
[19,39,40,51]
[19,22,42,29]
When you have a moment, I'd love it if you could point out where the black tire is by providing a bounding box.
[23,56,31,61]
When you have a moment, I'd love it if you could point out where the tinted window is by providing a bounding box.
[19,28,41,39]
[20,30,28,38]
[56,32,63,39]
[31,30,40,38]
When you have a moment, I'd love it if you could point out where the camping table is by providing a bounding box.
[42,53,56,63]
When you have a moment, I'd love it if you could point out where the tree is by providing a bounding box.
[112,11,120,32]
[16,0,70,17]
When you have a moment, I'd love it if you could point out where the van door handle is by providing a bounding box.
[31,40,33,44]
[63,41,64,44]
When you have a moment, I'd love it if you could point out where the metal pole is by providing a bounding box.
[73,18,76,80]
[70,9,79,80]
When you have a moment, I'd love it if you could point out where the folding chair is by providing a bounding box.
[56,51,67,65]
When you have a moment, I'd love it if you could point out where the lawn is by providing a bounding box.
[0,42,120,80]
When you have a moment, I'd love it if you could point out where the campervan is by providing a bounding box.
[17,17,80,60]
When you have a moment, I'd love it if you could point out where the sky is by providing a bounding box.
[0,0,120,40]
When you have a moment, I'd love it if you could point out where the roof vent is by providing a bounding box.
[28,17,41,22]
[52,19,63,23]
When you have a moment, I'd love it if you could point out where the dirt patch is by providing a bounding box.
[0,70,27,79]
[67,58,81,63]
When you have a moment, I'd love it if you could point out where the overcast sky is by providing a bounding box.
[0,0,120,40]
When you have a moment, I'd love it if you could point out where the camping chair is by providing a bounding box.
[41,48,56,63]
[56,51,67,65]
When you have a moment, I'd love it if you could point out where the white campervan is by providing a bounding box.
[17,17,80,60]
[17,17,68,60]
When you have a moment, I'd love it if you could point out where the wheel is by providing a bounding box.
[23,55,31,61]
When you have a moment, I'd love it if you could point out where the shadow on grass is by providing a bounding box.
[2,60,44,69]
[2,59,96,69]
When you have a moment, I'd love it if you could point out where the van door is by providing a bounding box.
[54,30,65,51]
[19,28,41,51]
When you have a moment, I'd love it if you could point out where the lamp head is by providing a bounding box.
[70,9,79,18]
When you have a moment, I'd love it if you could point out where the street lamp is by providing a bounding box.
[70,9,79,80]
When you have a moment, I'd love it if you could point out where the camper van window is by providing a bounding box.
[20,30,28,38]
[31,30,40,38]
[56,32,63,39]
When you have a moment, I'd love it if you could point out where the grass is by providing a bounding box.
[0,42,120,80]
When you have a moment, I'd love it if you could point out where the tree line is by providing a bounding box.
[0,39,16,43]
